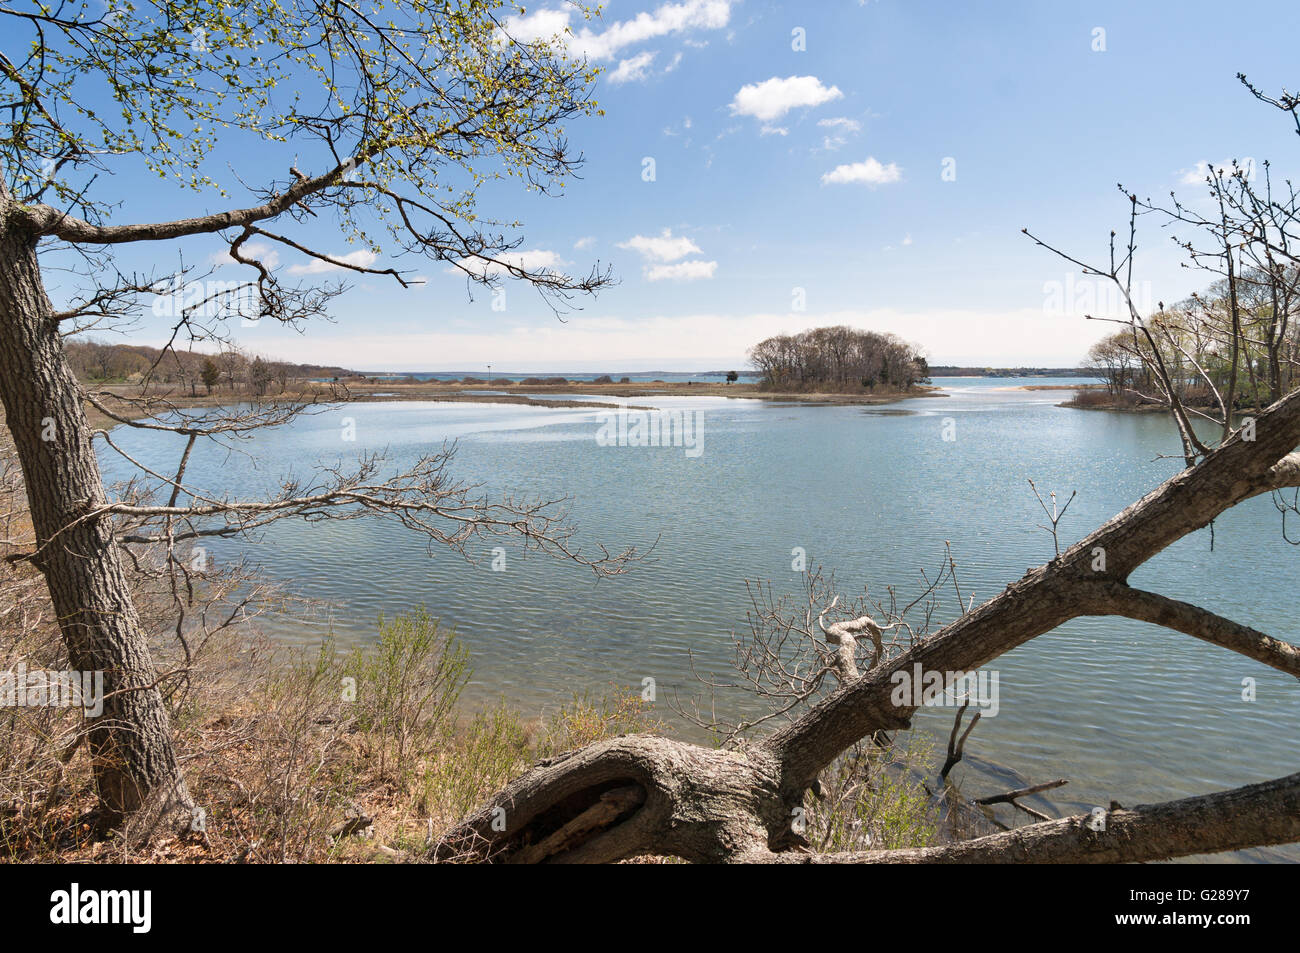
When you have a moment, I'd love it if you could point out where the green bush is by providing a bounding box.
[345,609,470,780]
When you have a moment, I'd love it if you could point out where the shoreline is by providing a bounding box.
[301,378,944,405]
[1057,400,1181,413]
[83,379,945,429]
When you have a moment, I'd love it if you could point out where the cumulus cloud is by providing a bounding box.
[574,236,596,250]
[617,228,715,281]
[730,75,843,123]
[616,228,702,262]
[287,249,377,275]
[504,0,732,61]
[646,260,718,281]
[502,7,572,44]
[609,50,657,84]
[821,156,902,186]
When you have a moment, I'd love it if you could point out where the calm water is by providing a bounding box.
[100,377,1300,859]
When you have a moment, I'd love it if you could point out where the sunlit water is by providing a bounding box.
[99,377,1300,860]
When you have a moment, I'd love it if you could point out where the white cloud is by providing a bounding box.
[1178,158,1255,185]
[609,50,657,84]
[730,75,843,123]
[287,249,377,275]
[818,119,861,149]
[618,229,716,281]
[616,228,702,262]
[211,242,280,269]
[821,156,902,186]
[499,8,572,46]
[646,260,718,281]
[760,125,789,137]
[504,0,732,61]
[1179,161,1215,185]
[574,236,596,250]
[818,117,861,132]
[902,234,913,246]
[448,249,565,280]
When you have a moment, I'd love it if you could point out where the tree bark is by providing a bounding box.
[433,735,788,864]
[0,194,192,826]
[756,770,1300,863]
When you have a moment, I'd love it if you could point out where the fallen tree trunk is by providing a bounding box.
[435,391,1300,863]
[757,770,1300,863]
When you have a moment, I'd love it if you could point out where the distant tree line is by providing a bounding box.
[748,326,928,392]
[64,340,359,395]
[1084,266,1300,412]
[928,365,1089,377]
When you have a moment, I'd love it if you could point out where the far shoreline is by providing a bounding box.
[84,379,947,429]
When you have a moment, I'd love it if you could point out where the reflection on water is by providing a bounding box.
[100,377,1300,860]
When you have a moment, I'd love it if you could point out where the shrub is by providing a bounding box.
[416,701,531,825]
[345,609,470,781]
[537,687,661,758]
[805,735,938,852]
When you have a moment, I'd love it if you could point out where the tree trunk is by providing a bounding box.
[0,205,192,827]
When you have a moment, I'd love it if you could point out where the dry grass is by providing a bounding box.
[0,602,663,862]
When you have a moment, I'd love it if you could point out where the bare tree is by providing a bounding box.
[1041,77,1300,443]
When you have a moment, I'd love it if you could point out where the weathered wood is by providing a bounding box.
[755,771,1300,863]
[509,785,645,864]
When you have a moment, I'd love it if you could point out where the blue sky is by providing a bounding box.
[35,0,1300,371]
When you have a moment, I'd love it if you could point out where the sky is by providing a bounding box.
[30,0,1300,371]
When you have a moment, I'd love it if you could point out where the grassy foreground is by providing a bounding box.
[1,602,941,863]
[1,405,946,863]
